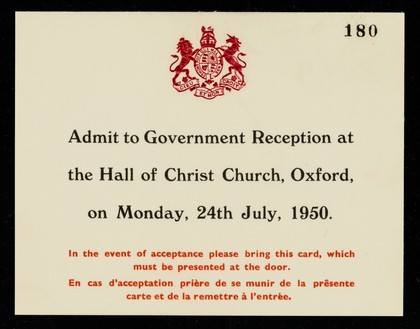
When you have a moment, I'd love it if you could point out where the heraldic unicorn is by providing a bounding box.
[169,26,247,100]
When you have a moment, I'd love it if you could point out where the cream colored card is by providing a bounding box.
[15,12,403,315]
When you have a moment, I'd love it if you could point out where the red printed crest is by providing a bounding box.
[169,26,247,100]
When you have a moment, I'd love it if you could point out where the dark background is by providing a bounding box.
[1,1,418,328]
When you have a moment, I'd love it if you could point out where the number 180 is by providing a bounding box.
[345,24,378,37]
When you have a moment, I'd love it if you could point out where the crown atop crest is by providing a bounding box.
[200,26,216,48]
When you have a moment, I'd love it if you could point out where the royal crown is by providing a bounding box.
[200,26,217,48]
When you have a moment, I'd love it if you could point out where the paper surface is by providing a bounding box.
[15,12,404,315]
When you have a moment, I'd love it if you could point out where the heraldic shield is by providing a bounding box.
[169,26,247,100]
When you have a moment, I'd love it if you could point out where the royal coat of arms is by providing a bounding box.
[169,26,247,100]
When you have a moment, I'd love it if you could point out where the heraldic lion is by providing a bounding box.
[169,38,197,85]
